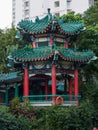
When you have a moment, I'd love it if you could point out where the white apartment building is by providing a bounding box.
[12,0,97,27]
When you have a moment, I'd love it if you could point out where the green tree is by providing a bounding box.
[0,26,24,73]
[83,2,98,25]
[77,3,98,79]
[59,4,98,124]
[60,11,83,22]
[77,3,98,125]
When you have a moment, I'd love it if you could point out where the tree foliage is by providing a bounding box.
[0,26,24,73]
[60,11,83,22]
[0,103,94,130]
[0,2,98,129]
[60,3,98,125]
[0,106,31,130]
[83,2,98,25]
[77,3,98,78]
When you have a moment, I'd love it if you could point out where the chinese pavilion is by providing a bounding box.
[0,9,95,106]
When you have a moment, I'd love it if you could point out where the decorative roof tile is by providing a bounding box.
[58,21,84,34]
[17,13,84,35]
[12,46,94,63]
[0,72,22,82]
[58,48,94,62]
[17,15,50,34]
[13,47,54,62]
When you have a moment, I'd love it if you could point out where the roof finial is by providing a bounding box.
[47,8,50,14]
[47,8,52,21]
[35,16,39,22]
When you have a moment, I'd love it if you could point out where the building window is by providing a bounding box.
[55,13,60,17]
[13,12,15,16]
[89,0,94,6]
[13,15,15,20]
[54,1,60,7]
[67,1,71,6]
[25,1,29,7]
[12,0,15,3]
[67,0,71,9]
[25,17,29,20]
[38,42,48,47]
[25,9,29,16]
[12,2,16,7]
[67,9,72,13]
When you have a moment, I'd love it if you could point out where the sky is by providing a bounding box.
[0,0,12,29]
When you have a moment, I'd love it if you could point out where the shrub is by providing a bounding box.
[0,105,35,130]
[33,103,94,130]
[0,108,19,130]
[8,97,95,130]
[9,97,36,120]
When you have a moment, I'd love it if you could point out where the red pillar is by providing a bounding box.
[33,40,36,48]
[50,37,53,46]
[45,80,48,100]
[52,65,56,104]
[64,40,68,48]
[74,68,79,106]
[24,68,29,97]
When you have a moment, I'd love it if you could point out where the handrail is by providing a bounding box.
[23,94,81,98]
[23,94,81,102]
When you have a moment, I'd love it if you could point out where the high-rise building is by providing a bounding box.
[12,0,96,27]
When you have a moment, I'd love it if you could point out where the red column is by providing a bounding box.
[52,65,56,104]
[74,68,79,106]
[45,79,48,100]
[24,68,29,97]
[50,37,53,46]
[64,40,68,48]
[33,40,36,48]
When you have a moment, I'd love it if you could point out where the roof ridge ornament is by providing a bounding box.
[47,8,51,14]
[35,16,39,22]
[47,8,52,21]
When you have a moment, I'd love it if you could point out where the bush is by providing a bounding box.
[0,105,35,130]
[7,97,95,130]
[0,105,9,112]
[33,103,94,130]
[0,108,19,130]
[9,97,36,120]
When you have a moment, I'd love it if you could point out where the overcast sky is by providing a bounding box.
[0,0,12,29]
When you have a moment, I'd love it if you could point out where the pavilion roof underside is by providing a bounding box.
[17,15,84,35]
[12,47,94,63]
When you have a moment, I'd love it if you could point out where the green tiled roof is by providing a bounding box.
[17,13,84,35]
[58,21,84,34]
[0,72,22,82]
[58,48,94,62]
[13,47,54,62]
[12,46,94,63]
[18,15,50,33]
